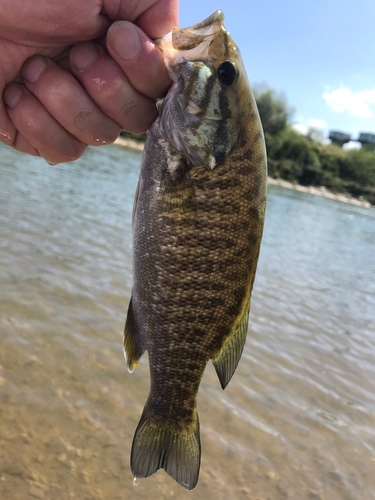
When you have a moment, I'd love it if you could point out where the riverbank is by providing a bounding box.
[113,136,145,151]
[113,137,373,209]
[267,177,372,208]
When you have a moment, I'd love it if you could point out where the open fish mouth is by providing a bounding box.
[156,10,226,53]
[155,10,228,83]
[184,9,225,33]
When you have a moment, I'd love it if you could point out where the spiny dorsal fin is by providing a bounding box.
[124,297,145,373]
[212,301,250,389]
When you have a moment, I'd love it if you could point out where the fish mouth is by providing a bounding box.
[155,10,225,52]
[172,10,225,50]
[184,10,225,32]
[155,11,227,86]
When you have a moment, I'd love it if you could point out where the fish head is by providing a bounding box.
[157,10,249,170]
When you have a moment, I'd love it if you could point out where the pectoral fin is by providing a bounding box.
[212,301,250,389]
[124,296,145,373]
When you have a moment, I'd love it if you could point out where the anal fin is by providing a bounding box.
[212,301,250,389]
[124,296,145,373]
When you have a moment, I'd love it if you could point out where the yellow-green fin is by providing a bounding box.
[124,296,145,373]
[131,398,201,490]
[212,301,250,389]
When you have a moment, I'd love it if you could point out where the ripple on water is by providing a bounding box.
[0,143,375,500]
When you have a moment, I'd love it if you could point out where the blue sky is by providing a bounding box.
[179,0,375,144]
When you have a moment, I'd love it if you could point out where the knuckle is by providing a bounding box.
[119,99,139,122]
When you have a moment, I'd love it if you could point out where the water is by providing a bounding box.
[0,142,374,500]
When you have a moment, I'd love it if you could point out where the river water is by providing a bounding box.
[0,143,374,500]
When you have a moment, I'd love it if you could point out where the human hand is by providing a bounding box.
[0,0,178,164]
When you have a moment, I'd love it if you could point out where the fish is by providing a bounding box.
[124,10,267,491]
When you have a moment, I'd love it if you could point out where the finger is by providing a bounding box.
[0,99,16,146]
[11,132,40,157]
[104,0,178,38]
[106,21,171,99]
[136,0,179,38]
[70,42,158,133]
[1,5,111,44]
[0,92,40,156]
[21,56,121,146]
[3,83,87,163]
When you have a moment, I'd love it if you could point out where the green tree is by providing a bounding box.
[253,84,375,204]
[253,84,292,136]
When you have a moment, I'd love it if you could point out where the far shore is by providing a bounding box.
[267,177,372,208]
[113,136,373,209]
[114,135,145,151]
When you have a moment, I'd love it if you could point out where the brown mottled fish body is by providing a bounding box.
[124,11,267,491]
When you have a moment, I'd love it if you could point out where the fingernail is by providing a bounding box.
[70,43,99,71]
[39,153,57,166]
[23,57,47,83]
[3,85,23,108]
[111,24,142,61]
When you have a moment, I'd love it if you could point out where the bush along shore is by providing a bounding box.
[115,88,374,207]
[254,86,374,207]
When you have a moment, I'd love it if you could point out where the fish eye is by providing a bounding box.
[217,61,238,86]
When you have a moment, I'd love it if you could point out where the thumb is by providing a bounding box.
[103,0,179,38]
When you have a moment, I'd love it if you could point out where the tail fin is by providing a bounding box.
[131,400,201,491]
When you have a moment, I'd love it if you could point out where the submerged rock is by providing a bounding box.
[6,462,25,478]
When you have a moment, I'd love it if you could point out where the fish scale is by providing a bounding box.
[123,10,267,490]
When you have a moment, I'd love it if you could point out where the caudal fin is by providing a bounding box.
[131,400,201,491]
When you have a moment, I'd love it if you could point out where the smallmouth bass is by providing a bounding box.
[124,10,267,490]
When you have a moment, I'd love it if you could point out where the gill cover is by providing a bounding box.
[157,10,242,170]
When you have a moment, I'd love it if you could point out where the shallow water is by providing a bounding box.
[0,143,374,500]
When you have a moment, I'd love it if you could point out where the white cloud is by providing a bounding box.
[307,118,326,129]
[323,87,375,118]
[292,124,308,135]
[359,90,375,105]
[343,141,361,150]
